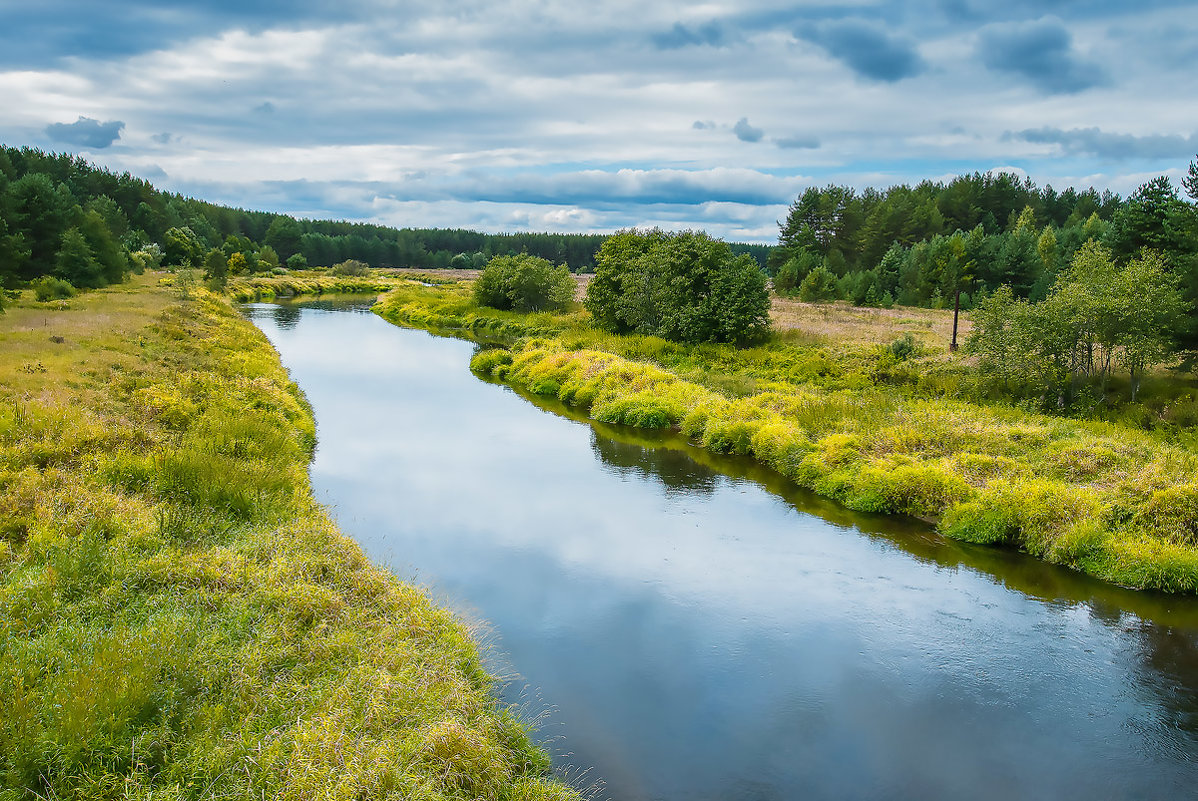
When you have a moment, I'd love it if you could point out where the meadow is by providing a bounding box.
[375,279,1198,593]
[0,275,575,800]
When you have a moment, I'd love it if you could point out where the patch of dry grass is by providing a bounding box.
[770,298,970,349]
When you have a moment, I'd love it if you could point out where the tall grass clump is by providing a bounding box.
[0,278,577,800]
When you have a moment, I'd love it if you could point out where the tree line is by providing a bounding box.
[770,165,1198,350]
[0,146,770,291]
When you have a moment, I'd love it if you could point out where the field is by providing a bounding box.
[375,277,1198,593]
[0,275,575,801]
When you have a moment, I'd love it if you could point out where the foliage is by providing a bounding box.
[770,168,1198,352]
[797,264,839,302]
[0,278,574,800]
[473,254,575,313]
[53,227,104,288]
[162,226,204,268]
[331,258,370,276]
[202,247,227,282]
[967,243,1185,403]
[584,229,770,345]
[31,275,77,301]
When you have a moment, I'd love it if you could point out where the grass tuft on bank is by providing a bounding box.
[377,279,1198,593]
[0,276,575,801]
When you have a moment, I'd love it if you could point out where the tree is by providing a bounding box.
[227,252,249,275]
[203,248,228,282]
[584,229,770,344]
[264,216,303,260]
[1114,250,1185,400]
[79,209,128,284]
[474,254,575,313]
[967,242,1185,404]
[285,253,308,270]
[773,249,820,293]
[797,264,839,302]
[255,245,280,271]
[163,226,204,268]
[54,227,103,288]
[1184,154,1198,202]
[1104,176,1186,260]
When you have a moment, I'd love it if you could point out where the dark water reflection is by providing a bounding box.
[244,302,1198,801]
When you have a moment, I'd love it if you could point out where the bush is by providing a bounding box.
[32,276,77,301]
[331,259,370,277]
[797,265,839,302]
[286,253,308,270]
[473,254,575,313]
[583,229,770,345]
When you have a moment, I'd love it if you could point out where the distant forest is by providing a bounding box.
[0,146,768,285]
[770,169,1198,320]
[2,145,1195,349]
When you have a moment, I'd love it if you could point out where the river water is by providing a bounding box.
[245,301,1198,801]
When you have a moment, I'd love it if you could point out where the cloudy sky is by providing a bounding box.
[1,1,1196,242]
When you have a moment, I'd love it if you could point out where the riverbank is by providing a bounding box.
[0,275,575,800]
[374,279,1198,593]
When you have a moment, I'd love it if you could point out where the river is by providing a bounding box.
[245,300,1198,801]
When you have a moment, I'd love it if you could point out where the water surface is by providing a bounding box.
[246,301,1198,801]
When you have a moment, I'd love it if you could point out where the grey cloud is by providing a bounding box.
[798,20,925,82]
[176,168,804,216]
[1007,127,1198,159]
[652,21,728,49]
[693,120,716,130]
[152,132,174,144]
[733,118,764,143]
[253,101,276,114]
[45,116,125,148]
[775,135,820,150]
[977,18,1107,93]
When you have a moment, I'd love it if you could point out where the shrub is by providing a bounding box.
[331,259,370,277]
[32,276,77,301]
[583,229,770,345]
[473,254,575,313]
[797,264,839,302]
[888,333,918,361]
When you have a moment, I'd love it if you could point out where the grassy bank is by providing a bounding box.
[225,270,406,302]
[0,276,576,800]
[375,280,1198,593]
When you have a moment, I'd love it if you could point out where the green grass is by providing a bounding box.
[0,276,576,801]
[380,280,1198,593]
[224,269,407,302]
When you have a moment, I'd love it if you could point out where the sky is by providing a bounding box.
[1,1,1196,243]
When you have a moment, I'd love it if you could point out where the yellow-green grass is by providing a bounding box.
[0,276,576,801]
[377,282,1198,593]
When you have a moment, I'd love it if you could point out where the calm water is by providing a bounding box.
[245,301,1198,801]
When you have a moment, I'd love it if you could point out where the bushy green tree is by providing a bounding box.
[163,226,204,268]
[264,216,302,260]
[968,242,1184,404]
[584,229,769,344]
[79,209,128,284]
[773,249,821,294]
[255,245,280,271]
[204,248,228,282]
[285,253,308,270]
[54,227,104,288]
[797,264,839,302]
[474,254,575,313]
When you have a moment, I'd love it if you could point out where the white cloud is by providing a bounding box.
[1,1,1194,241]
